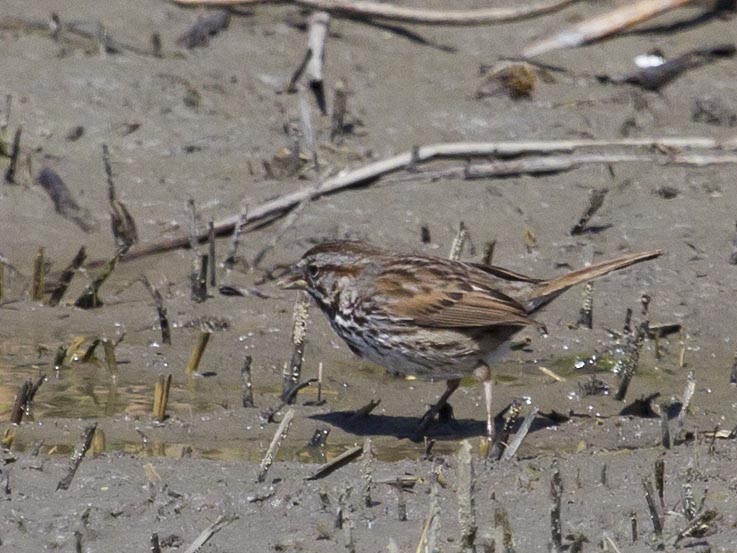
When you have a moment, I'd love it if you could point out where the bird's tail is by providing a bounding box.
[527,250,662,312]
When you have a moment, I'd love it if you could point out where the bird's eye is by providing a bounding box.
[306,264,320,279]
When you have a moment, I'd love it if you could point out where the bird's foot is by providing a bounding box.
[412,401,455,441]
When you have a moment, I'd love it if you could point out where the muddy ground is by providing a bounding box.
[1,0,737,550]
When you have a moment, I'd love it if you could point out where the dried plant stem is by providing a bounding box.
[654,459,665,509]
[615,320,648,401]
[4,126,21,184]
[0,94,11,154]
[57,423,97,490]
[10,375,44,424]
[306,445,362,480]
[642,478,664,536]
[102,338,117,372]
[576,281,594,329]
[153,374,173,422]
[523,0,698,58]
[682,482,696,521]
[415,483,440,553]
[241,355,254,408]
[490,399,521,460]
[602,534,623,552]
[173,0,577,25]
[456,440,477,550]
[660,405,672,449]
[185,331,211,375]
[282,292,310,403]
[48,246,87,306]
[191,254,208,302]
[141,276,171,345]
[183,513,238,553]
[502,407,538,460]
[316,361,323,403]
[92,428,106,456]
[74,249,122,308]
[481,240,496,266]
[208,220,216,286]
[351,398,381,418]
[676,370,696,441]
[306,11,329,114]
[330,79,347,142]
[678,328,687,368]
[550,460,563,553]
[257,409,295,482]
[674,510,717,546]
[222,206,248,269]
[84,136,737,268]
[361,438,374,509]
[449,221,468,261]
[571,188,608,235]
[103,144,138,250]
[31,247,45,302]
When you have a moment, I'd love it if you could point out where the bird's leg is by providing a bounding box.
[474,364,496,443]
[414,378,461,439]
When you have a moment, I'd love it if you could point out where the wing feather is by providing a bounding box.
[369,260,540,329]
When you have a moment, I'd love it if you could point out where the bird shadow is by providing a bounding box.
[310,408,561,442]
[310,411,485,441]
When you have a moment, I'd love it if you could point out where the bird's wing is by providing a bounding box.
[369,260,540,329]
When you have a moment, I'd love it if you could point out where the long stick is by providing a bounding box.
[523,0,698,58]
[183,513,238,553]
[173,0,578,26]
[257,409,295,482]
[83,135,737,268]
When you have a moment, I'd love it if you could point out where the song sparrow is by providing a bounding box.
[279,240,661,439]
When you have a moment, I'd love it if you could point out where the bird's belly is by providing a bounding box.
[331,315,504,380]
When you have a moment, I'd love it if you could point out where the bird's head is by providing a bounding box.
[277,241,383,307]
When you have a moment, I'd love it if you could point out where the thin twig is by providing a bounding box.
[48,247,87,307]
[173,0,578,26]
[208,220,216,287]
[222,206,248,269]
[501,407,539,460]
[4,126,21,184]
[10,376,44,424]
[183,513,238,553]
[281,292,310,403]
[141,276,172,345]
[305,11,330,114]
[306,445,362,480]
[571,188,608,235]
[74,249,122,308]
[523,0,699,58]
[57,423,97,490]
[675,370,696,442]
[257,409,295,482]
[642,478,664,536]
[550,459,563,553]
[83,136,737,268]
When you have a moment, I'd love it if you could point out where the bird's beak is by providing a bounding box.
[276,266,307,290]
